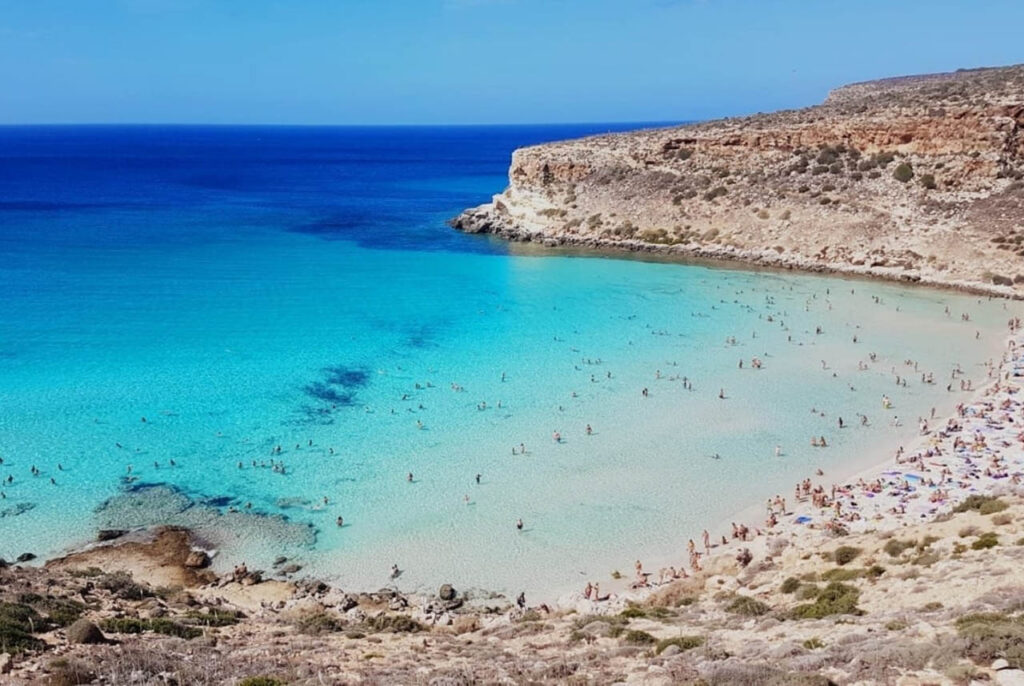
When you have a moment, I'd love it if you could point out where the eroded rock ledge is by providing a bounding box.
[453,64,1024,296]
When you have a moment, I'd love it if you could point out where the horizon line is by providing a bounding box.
[0,120,689,129]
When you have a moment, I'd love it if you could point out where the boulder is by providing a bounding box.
[15,552,36,563]
[66,619,106,645]
[280,563,302,574]
[184,551,210,568]
[97,529,128,542]
[997,670,1024,686]
[339,594,359,612]
[438,584,457,601]
[0,653,11,674]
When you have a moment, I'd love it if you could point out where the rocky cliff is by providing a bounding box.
[452,65,1024,295]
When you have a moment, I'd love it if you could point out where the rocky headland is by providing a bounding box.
[452,65,1024,296]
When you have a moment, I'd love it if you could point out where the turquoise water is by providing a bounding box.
[0,126,1017,599]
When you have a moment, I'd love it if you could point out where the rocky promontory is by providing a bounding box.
[453,65,1024,295]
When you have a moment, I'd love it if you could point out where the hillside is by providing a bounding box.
[452,65,1024,294]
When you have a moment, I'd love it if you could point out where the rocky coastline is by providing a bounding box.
[5,325,1024,683]
[6,64,1024,684]
[452,65,1024,298]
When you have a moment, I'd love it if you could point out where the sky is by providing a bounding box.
[0,0,1022,125]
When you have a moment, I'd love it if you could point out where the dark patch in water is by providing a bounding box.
[122,481,174,494]
[202,496,237,508]
[322,365,369,389]
[303,382,355,406]
[1,502,36,518]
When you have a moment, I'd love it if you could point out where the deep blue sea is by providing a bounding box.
[0,125,1016,599]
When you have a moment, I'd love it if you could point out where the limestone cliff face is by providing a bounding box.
[452,65,1024,295]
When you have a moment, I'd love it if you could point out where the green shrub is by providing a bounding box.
[622,629,656,645]
[238,678,286,686]
[820,567,862,582]
[886,619,908,631]
[618,605,672,620]
[16,594,84,628]
[780,577,801,594]
[802,637,824,649]
[920,173,937,189]
[0,603,47,654]
[98,617,202,639]
[972,532,1000,550]
[789,582,862,619]
[292,612,343,635]
[655,635,704,653]
[727,595,771,617]
[883,539,915,558]
[953,495,1005,514]
[797,584,821,600]
[893,163,914,183]
[833,546,861,566]
[956,612,1024,668]
[618,605,647,619]
[980,499,1009,515]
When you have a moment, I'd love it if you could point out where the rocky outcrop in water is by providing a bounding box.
[453,65,1024,295]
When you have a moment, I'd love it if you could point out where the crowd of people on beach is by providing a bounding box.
[573,310,1023,604]
[5,282,1021,609]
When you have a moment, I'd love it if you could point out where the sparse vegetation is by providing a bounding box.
[893,163,914,183]
[956,612,1024,668]
[0,602,46,654]
[833,546,861,566]
[655,635,704,653]
[622,629,656,645]
[789,582,862,619]
[780,577,801,594]
[955,496,1007,514]
[971,532,1000,550]
[99,616,202,639]
[727,595,771,617]
[883,539,915,558]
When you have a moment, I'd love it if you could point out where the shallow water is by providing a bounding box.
[0,125,1019,599]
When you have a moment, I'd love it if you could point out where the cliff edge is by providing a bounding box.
[452,65,1024,294]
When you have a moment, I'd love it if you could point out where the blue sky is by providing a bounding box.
[0,0,1021,125]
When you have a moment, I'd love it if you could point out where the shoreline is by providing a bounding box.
[580,320,1024,608]
[24,317,1024,617]
[463,219,1024,301]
